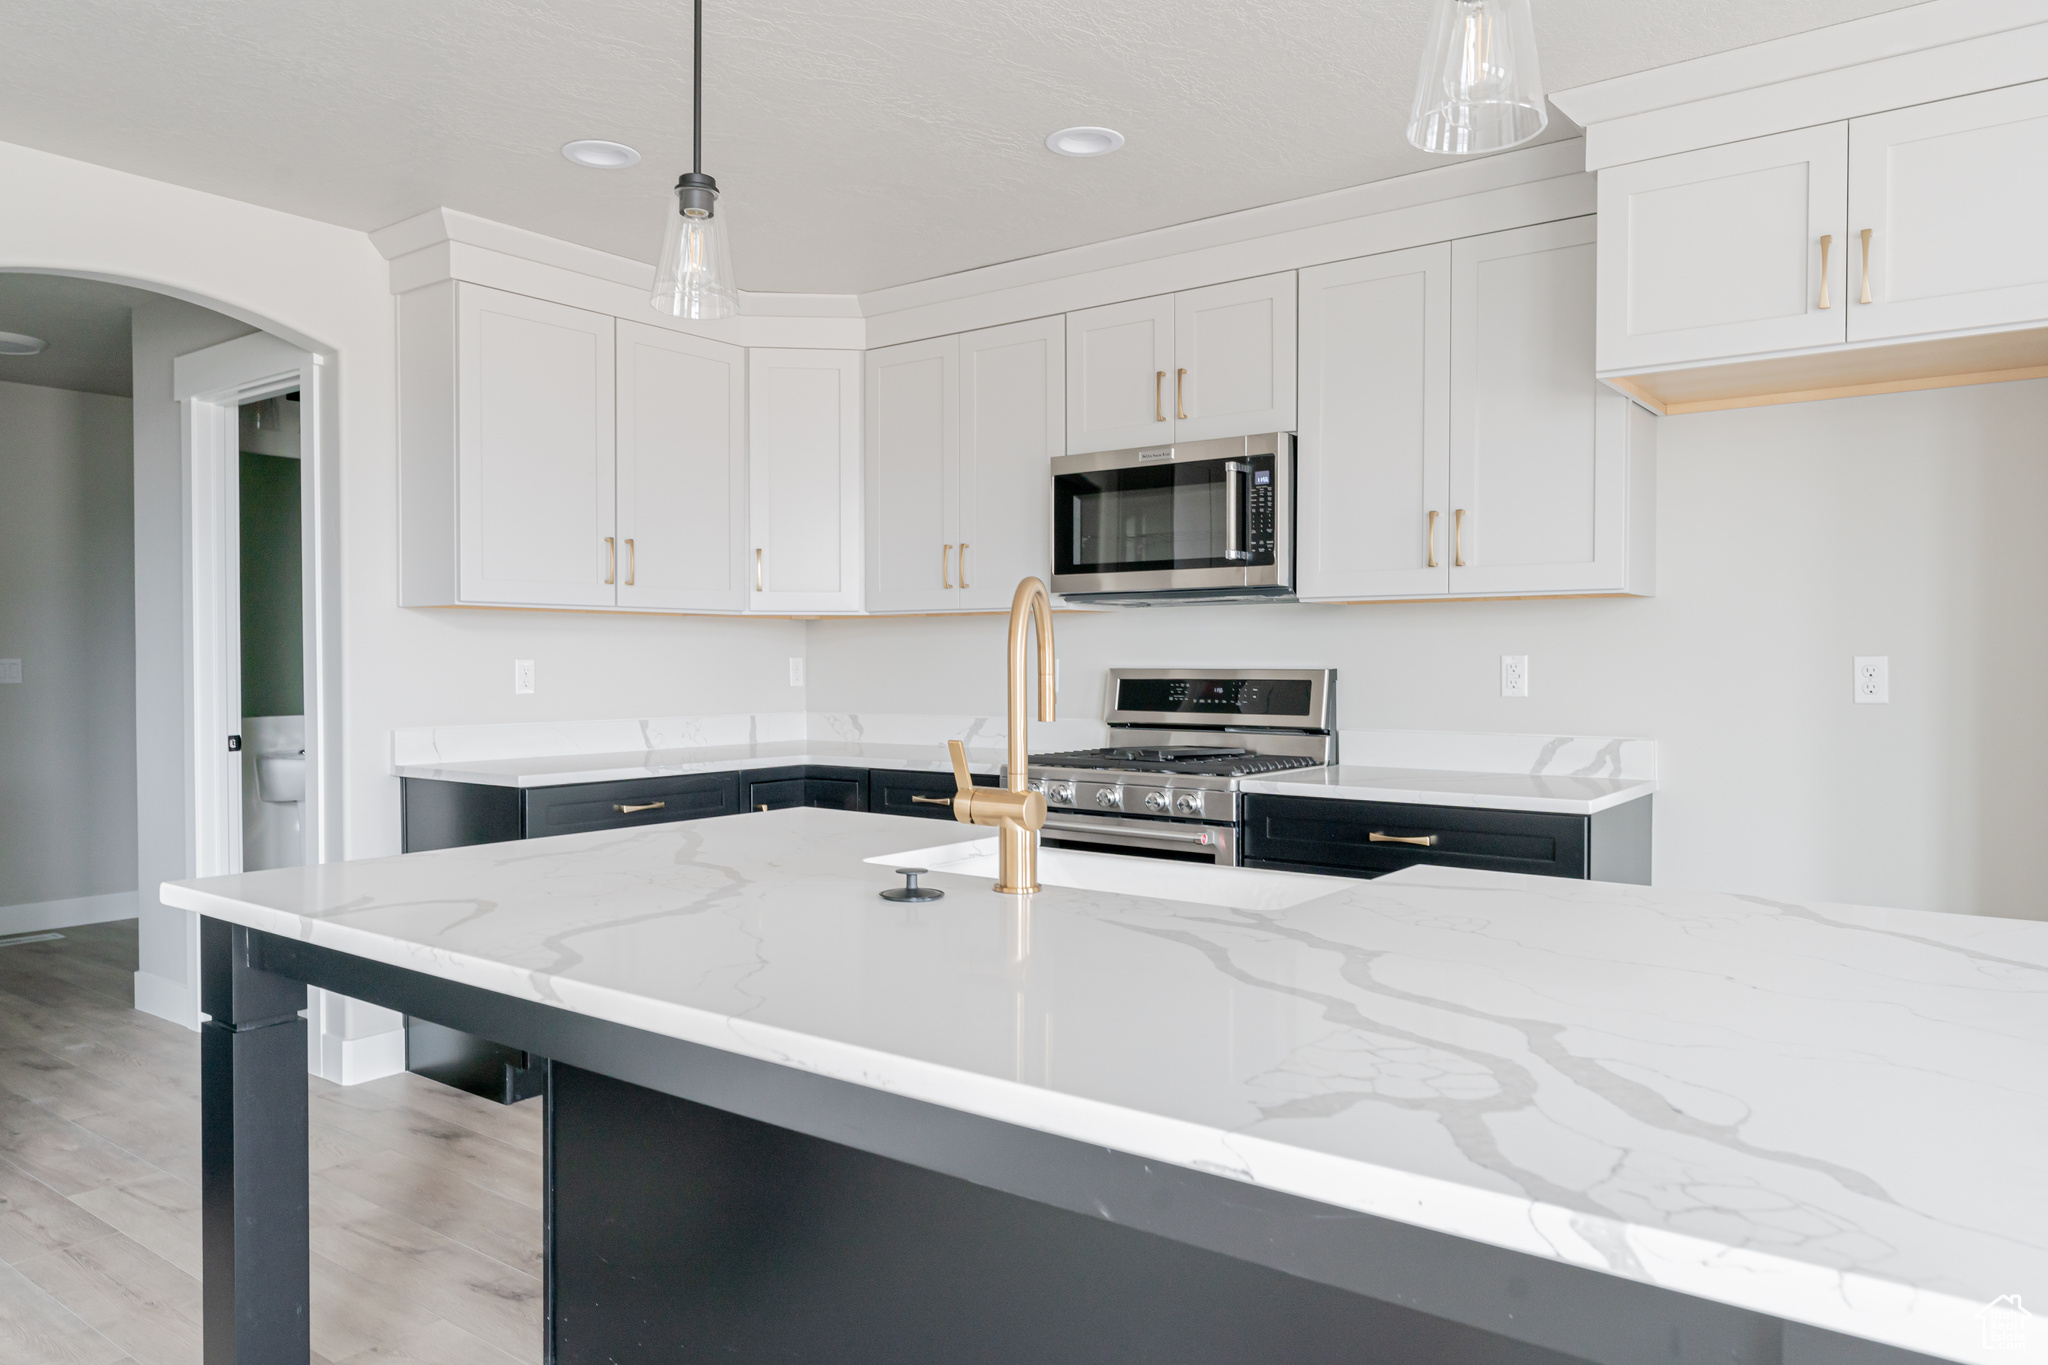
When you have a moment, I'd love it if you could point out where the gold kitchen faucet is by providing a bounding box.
[946,577,1056,893]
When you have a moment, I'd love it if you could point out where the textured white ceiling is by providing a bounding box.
[0,0,1920,295]
[0,273,169,397]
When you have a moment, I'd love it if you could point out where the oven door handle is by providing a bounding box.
[1042,818,1219,846]
[1223,461,1252,562]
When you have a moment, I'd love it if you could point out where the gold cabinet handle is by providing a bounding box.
[1369,832,1439,847]
[959,542,969,589]
[612,801,665,814]
[1427,510,1440,569]
[942,544,954,589]
[1859,227,1873,304]
[1453,509,1467,567]
[1155,370,1167,422]
[1176,368,1188,420]
[754,547,763,592]
[909,794,953,805]
[604,536,616,585]
[1818,234,1833,309]
[625,537,636,586]
[756,803,770,812]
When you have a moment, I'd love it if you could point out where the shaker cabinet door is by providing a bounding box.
[456,285,617,606]
[1848,80,2048,342]
[1297,244,1451,601]
[958,315,1061,610]
[864,335,961,613]
[616,321,747,612]
[1596,124,1849,372]
[1171,272,1296,443]
[748,349,864,613]
[1065,293,1176,454]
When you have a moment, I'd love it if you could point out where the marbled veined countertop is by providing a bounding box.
[1241,765,1653,814]
[164,809,2044,1364]
[391,738,1013,788]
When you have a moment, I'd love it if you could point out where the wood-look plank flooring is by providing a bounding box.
[0,921,542,1365]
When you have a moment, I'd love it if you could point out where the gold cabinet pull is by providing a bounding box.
[604,536,616,585]
[1453,509,1467,567]
[1858,227,1873,304]
[1427,510,1440,568]
[1176,368,1188,420]
[942,544,954,589]
[754,547,763,592]
[1155,370,1167,422]
[625,537,636,585]
[959,542,970,589]
[756,803,770,812]
[613,801,665,814]
[1818,234,1833,309]
[909,794,953,805]
[1369,832,1439,847]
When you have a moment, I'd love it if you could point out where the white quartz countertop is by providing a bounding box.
[392,740,1005,788]
[163,810,2046,1363]
[1241,765,1655,815]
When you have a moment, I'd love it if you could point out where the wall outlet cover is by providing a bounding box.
[1501,655,1529,698]
[514,659,535,695]
[1854,656,1889,704]
[0,659,19,684]
[789,657,805,687]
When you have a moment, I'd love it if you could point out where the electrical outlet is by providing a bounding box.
[514,659,535,695]
[0,659,19,684]
[1854,656,1889,704]
[789,657,805,687]
[1501,655,1529,698]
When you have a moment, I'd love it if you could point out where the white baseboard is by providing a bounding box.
[329,1027,407,1086]
[133,967,200,1031]
[0,890,139,937]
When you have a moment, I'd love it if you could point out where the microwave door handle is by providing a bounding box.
[1223,461,1251,562]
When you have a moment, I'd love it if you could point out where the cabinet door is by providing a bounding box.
[1451,218,1631,597]
[615,321,747,612]
[1065,294,1176,454]
[1297,245,1450,601]
[748,349,864,613]
[456,285,616,606]
[1848,80,2048,342]
[864,336,960,613]
[1172,272,1296,442]
[959,316,1061,610]
[1596,125,1848,372]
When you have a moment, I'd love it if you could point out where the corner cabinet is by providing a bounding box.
[1064,273,1295,454]
[616,321,748,612]
[1298,218,1653,603]
[748,348,864,614]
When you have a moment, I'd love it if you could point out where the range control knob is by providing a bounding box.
[1175,792,1204,816]
[1144,790,1170,812]
[1050,781,1077,805]
[1095,786,1123,809]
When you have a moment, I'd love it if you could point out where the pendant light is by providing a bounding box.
[1404,0,1548,156]
[651,0,739,319]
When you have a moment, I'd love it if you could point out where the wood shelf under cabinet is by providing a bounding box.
[1603,325,2048,416]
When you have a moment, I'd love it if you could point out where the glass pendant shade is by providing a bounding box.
[1405,0,1548,155]
[651,183,738,320]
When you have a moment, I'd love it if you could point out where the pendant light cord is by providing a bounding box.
[692,0,703,176]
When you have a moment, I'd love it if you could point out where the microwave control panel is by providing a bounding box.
[1246,458,1276,564]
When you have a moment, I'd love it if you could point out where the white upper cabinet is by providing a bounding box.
[957,316,1061,611]
[748,349,864,614]
[1597,124,1849,372]
[1452,219,1650,598]
[1297,244,1451,601]
[1848,80,2048,342]
[864,336,960,614]
[1172,274,1297,443]
[1065,294,1176,454]
[615,322,747,612]
[1065,273,1296,454]
[864,317,1061,614]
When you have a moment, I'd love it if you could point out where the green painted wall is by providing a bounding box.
[239,450,302,718]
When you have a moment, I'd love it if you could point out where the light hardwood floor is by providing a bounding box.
[0,921,542,1365]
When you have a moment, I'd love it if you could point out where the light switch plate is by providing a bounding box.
[1854,656,1888,704]
[514,659,535,695]
[1500,655,1529,698]
[0,659,19,684]
[789,657,805,687]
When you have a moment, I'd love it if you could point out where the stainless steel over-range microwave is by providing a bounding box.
[1049,434,1294,604]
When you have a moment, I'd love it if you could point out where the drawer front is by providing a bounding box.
[1243,795,1588,880]
[522,772,742,838]
[748,778,806,812]
[870,768,998,821]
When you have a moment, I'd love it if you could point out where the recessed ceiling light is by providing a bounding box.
[0,331,47,356]
[562,140,642,169]
[1046,126,1124,158]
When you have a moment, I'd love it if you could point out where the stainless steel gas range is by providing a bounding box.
[1012,668,1335,866]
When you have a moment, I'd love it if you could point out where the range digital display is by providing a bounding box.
[1115,677,1313,717]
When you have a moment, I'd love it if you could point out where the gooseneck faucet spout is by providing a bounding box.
[946,577,1056,893]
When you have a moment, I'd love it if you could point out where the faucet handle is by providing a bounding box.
[947,739,974,795]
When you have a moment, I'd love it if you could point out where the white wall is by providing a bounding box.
[0,380,137,929]
[809,380,2048,920]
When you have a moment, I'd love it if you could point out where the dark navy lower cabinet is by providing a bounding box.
[400,771,742,853]
[740,765,869,813]
[1243,794,1651,885]
[872,767,999,820]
